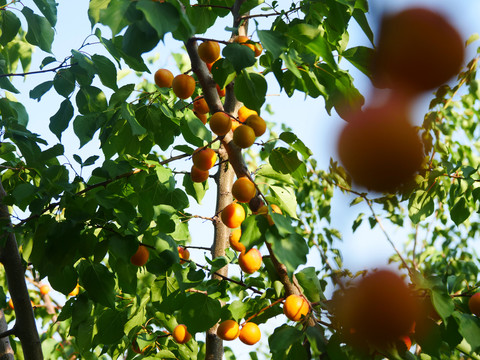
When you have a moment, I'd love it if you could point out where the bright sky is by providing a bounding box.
[9,1,480,358]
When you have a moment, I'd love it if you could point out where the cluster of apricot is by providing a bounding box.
[337,7,465,193]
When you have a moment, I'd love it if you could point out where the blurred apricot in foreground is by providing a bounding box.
[337,101,423,193]
[372,7,464,94]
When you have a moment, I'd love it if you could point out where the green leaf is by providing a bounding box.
[122,20,159,59]
[296,267,325,303]
[180,110,211,147]
[240,215,267,251]
[53,69,75,97]
[91,54,117,90]
[210,58,236,89]
[431,288,454,321]
[76,86,107,115]
[222,43,256,73]
[269,325,304,359]
[279,132,313,159]
[287,24,336,69]
[0,11,21,46]
[136,0,180,40]
[267,232,308,277]
[352,8,374,46]
[270,185,297,219]
[73,114,100,148]
[87,0,110,28]
[183,172,208,204]
[269,147,304,176]
[453,312,480,352]
[450,197,471,225]
[32,0,57,26]
[49,99,74,141]
[78,261,116,308]
[21,7,54,53]
[96,0,130,35]
[342,46,374,77]
[0,72,19,93]
[121,103,146,136]
[9,101,28,127]
[408,190,435,224]
[30,80,53,101]
[181,293,221,333]
[257,29,288,59]
[94,309,128,344]
[234,70,267,112]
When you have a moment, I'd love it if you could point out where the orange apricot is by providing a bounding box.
[130,245,150,266]
[195,111,208,125]
[154,69,174,88]
[68,284,80,297]
[190,165,209,183]
[216,84,226,97]
[254,43,263,57]
[245,115,266,137]
[400,335,412,351]
[209,112,232,136]
[283,294,309,322]
[238,106,257,123]
[233,125,256,149]
[192,147,217,171]
[40,284,50,296]
[229,228,245,253]
[8,299,13,310]
[238,248,262,274]
[172,74,196,99]
[234,35,255,52]
[198,41,221,64]
[193,96,209,114]
[469,292,480,317]
[217,319,240,341]
[173,324,192,344]
[257,204,282,226]
[221,203,245,229]
[232,177,256,203]
[178,246,190,264]
[239,322,261,345]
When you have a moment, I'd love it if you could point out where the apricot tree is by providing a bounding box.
[1,1,480,360]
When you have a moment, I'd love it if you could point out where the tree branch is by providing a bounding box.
[0,63,73,78]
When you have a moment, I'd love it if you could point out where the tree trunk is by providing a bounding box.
[0,180,43,360]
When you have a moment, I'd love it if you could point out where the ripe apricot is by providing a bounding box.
[337,102,424,193]
[229,228,245,253]
[8,299,13,310]
[238,248,262,274]
[372,7,464,94]
[334,269,418,348]
[469,292,480,317]
[178,246,190,264]
[209,112,232,136]
[257,204,282,226]
[216,84,225,97]
[253,43,263,57]
[239,322,261,345]
[232,177,256,203]
[192,147,217,171]
[221,203,245,229]
[234,35,255,52]
[173,324,192,344]
[130,245,150,266]
[238,106,257,123]
[284,294,309,321]
[172,74,196,99]
[68,284,80,297]
[190,165,209,183]
[245,115,266,137]
[217,319,240,341]
[193,96,209,114]
[195,111,208,125]
[40,285,50,296]
[233,125,256,149]
[154,68,174,88]
[198,41,221,64]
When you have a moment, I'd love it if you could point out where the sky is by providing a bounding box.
[8,0,480,358]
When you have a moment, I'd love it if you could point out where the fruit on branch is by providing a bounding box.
[216,84,226,97]
[40,284,50,296]
[245,115,266,137]
[195,112,208,125]
[217,319,240,341]
[238,248,262,274]
[333,269,418,348]
[229,228,245,253]
[221,203,246,229]
[372,7,464,94]
[209,112,232,136]
[68,284,80,297]
[178,246,190,264]
[257,204,282,226]
[130,245,150,266]
[283,294,309,322]
[192,147,217,171]
[8,299,13,310]
[233,125,256,149]
[172,74,196,99]
[190,165,209,183]
[193,96,209,114]
[239,322,261,345]
[234,35,255,52]
[248,196,263,213]
[173,324,192,344]
[232,177,256,203]
[337,102,424,193]
[469,292,480,317]
[253,43,263,57]
[154,68,174,88]
[238,106,257,123]
[198,41,221,64]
